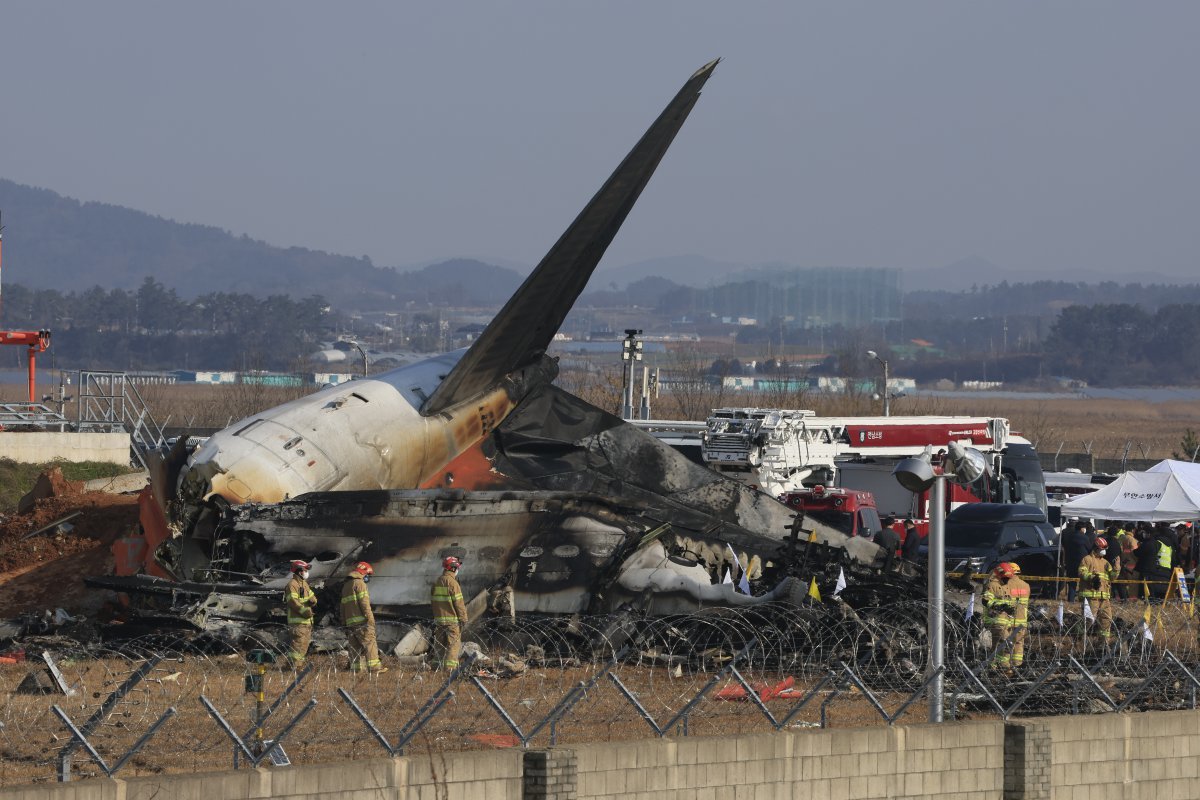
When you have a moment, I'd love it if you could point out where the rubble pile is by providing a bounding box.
[0,467,140,615]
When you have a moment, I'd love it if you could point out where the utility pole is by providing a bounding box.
[621,329,642,420]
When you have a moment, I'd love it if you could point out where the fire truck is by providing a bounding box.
[779,484,883,539]
[636,408,1047,524]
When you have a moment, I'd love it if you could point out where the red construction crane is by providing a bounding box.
[0,212,53,403]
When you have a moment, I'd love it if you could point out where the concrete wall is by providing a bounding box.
[1043,709,1200,800]
[6,709,1200,800]
[576,722,1004,800]
[0,432,130,465]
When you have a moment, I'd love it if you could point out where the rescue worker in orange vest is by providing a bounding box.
[983,562,1030,672]
[431,556,468,670]
[340,561,386,674]
[1078,537,1116,643]
[285,560,317,668]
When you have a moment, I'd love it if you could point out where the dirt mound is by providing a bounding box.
[0,486,139,615]
[15,466,85,514]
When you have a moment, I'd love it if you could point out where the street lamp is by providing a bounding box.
[347,340,369,377]
[866,350,890,416]
[892,441,989,723]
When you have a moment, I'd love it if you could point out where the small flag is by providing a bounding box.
[808,577,821,602]
[1082,598,1094,622]
[722,568,732,585]
[1056,601,1064,629]
[1144,580,1151,600]
[726,545,751,595]
[833,568,847,597]
[808,528,818,544]
[1143,621,1154,642]
[963,593,975,622]
[1177,569,1192,603]
[1143,604,1153,626]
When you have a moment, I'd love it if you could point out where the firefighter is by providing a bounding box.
[431,556,469,670]
[1078,537,1116,643]
[983,562,1030,672]
[340,561,386,674]
[284,560,317,668]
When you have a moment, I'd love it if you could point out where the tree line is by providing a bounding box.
[2,276,1199,387]
[0,278,336,372]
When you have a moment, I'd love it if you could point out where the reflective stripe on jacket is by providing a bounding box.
[431,570,468,626]
[1009,577,1030,626]
[982,577,1013,625]
[1078,553,1116,600]
[285,576,317,625]
[340,571,374,628]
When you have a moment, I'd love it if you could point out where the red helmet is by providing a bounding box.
[354,561,374,576]
[993,563,1016,579]
[291,560,311,574]
[1094,537,1108,549]
[443,556,461,571]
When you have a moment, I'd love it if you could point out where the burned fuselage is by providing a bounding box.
[109,61,910,632]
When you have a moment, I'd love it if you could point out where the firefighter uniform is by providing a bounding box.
[983,568,1030,670]
[285,573,317,667]
[340,568,384,673]
[1078,551,1117,642]
[431,567,468,670]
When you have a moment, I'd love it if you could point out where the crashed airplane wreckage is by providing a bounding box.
[86,60,925,650]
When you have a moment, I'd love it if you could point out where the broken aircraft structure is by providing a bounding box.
[89,60,918,645]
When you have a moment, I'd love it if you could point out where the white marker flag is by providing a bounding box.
[1143,621,1154,642]
[726,544,751,594]
[1056,602,1065,629]
[964,593,975,622]
[1082,598,1094,622]
[833,568,847,597]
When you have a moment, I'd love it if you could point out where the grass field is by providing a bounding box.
[4,376,1194,465]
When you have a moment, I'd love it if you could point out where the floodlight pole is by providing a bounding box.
[928,476,945,723]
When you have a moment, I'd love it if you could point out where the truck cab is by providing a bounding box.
[923,503,1060,594]
[780,485,882,539]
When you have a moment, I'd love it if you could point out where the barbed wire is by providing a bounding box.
[3,597,1200,785]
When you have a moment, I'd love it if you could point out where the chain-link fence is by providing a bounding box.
[3,597,1200,786]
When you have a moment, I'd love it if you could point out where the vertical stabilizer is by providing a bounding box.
[422,60,719,416]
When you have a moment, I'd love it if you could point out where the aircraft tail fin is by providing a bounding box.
[422,59,719,416]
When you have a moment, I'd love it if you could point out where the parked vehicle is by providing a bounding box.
[921,503,1061,595]
[779,485,882,539]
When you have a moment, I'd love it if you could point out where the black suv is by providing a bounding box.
[922,503,1061,595]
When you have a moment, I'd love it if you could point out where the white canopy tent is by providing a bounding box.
[1061,468,1200,522]
[1148,459,1200,486]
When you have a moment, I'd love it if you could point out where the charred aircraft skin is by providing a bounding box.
[115,386,900,631]
[97,487,861,630]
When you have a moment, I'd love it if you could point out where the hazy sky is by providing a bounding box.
[3,2,1197,279]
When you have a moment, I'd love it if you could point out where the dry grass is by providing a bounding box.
[3,374,1193,462]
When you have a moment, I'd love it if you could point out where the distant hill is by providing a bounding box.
[0,179,522,310]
